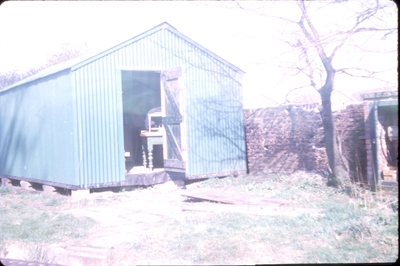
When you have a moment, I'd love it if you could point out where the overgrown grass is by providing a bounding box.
[0,186,96,246]
[1,171,398,264]
[119,171,398,264]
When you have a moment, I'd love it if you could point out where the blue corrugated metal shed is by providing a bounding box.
[0,22,247,189]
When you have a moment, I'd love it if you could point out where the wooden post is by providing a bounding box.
[142,144,147,168]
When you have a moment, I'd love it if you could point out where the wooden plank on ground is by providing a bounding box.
[181,188,291,207]
[182,203,323,217]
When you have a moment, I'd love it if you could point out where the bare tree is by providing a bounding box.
[0,42,87,90]
[232,0,397,187]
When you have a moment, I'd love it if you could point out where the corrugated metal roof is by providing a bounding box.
[1,22,244,92]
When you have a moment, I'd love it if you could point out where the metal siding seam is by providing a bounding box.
[89,64,97,185]
[194,53,202,175]
[83,67,90,185]
[103,55,111,182]
[100,58,110,182]
[199,56,206,175]
[160,29,166,68]
[85,66,92,186]
[144,37,149,68]
[147,36,152,68]
[115,54,122,181]
[137,39,142,68]
[114,51,122,181]
[129,43,134,66]
[151,30,160,66]
[139,39,144,67]
[110,54,118,181]
[99,58,107,182]
[116,56,125,182]
[162,30,170,69]
[187,69,195,175]
[106,59,114,182]
[153,32,158,68]
[78,70,86,185]
[139,39,143,67]
[169,29,175,68]
[133,42,138,67]
[121,46,126,66]
[130,43,139,66]
[112,58,119,182]
[104,55,112,183]
[151,33,157,68]
[95,62,103,183]
[115,69,125,181]
[99,57,111,182]
[99,61,106,183]
[73,71,83,185]
[168,29,172,68]
[77,69,85,185]
[90,64,98,185]
[190,51,197,175]
[196,54,205,174]
[226,68,233,171]
[100,56,108,182]
[207,56,214,174]
[104,55,113,182]
[148,34,154,68]
[94,61,103,183]
[83,66,90,186]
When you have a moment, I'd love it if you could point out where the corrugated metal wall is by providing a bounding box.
[71,27,246,180]
[71,58,125,186]
[0,70,79,185]
[0,25,246,187]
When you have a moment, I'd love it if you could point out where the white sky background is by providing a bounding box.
[0,1,397,108]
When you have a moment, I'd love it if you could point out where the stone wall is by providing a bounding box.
[244,104,367,182]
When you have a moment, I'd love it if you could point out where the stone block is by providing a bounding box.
[20,180,34,190]
[1,177,12,187]
[43,185,57,194]
[71,189,90,199]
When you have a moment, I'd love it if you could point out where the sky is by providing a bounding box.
[0,1,397,108]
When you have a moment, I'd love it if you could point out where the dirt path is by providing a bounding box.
[57,183,185,249]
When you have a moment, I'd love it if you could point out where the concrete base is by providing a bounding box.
[43,185,57,194]
[71,189,90,199]
[20,180,34,191]
[1,178,12,187]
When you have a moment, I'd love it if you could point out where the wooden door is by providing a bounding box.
[161,67,186,173]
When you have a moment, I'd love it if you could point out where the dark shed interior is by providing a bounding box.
[377,105,398,170]
[121,71,163,172]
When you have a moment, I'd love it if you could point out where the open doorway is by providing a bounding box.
[121,70,164,173]
[377,104,398,182]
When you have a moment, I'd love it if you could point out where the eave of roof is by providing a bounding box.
[1,22,244,93]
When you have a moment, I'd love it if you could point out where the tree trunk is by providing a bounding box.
[319,77,349,187]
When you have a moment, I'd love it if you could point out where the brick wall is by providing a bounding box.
[335,104,368,182]
[244,104,367,182]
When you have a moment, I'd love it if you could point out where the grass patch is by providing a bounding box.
[0,187,96,246]
[0,185,12,195]
[172,171,398,263]
[0,209,95,243]
[1,172,398,264]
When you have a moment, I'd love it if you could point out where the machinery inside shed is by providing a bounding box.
[121,70,164,173]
